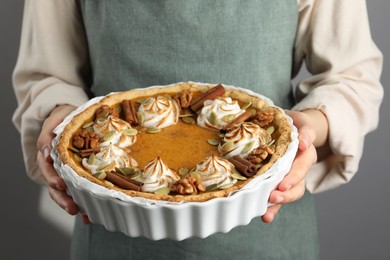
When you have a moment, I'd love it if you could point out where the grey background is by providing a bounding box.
[1,1,388,259]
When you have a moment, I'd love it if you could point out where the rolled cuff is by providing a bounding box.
[292,83,375,193]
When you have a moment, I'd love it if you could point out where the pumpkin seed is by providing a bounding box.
[85,126,94,133]
[268,139,275,146]
[87,153,96,165]
[182,108,192,114]
[97,112,109,119]
[179,113,194,118]
[241,101,253,110]
[118,167,138,175]
[220,141,234,152]
[136,98,147,104]
[206,184,218,192]
[115,167,125,174]
[209,112,218,126]
[82,121,94,128]
[188,167,196,174]
[249,108,257,116]
[96,162,111,172]
[123,128,138,136]
[207,139,220,146]
[178,167,189,176]
[94,171,106,180]
[146,127,161,134]
[231,166,239,174]
[218,182,235,190]
[138,127,147,133]
[103,131,116,141]
[73,153,82,162]
[136,111,145,124]
[231,172,247,181]
[154,187,171,195]
[131,173,140,179]
[104,180,114,187]
[256,163,263,169]
[181,116,196,124]
[266,126,275,135]
[190,171,201,181]
[221,114,235,123]
[242,141,255,153]
[69,146,80,153]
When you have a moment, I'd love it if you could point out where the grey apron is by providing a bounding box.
[72,1,319,259]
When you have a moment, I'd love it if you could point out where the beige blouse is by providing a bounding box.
[12,0,383,193]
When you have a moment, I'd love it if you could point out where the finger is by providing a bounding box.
[79,214,91,225]
[278,145,317,191]
[48,187,79,215]
[37,105,76,161]
[298,126,315,152]
[37,150,66,191]
[261,204,281,223]
[37,119,58,161]
[285,110,316,151]
[269,179,306,205]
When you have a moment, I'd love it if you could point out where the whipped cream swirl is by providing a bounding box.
[138,96,180,128]
[218,122,270,158]
[93,116,136,148]
[136,157,180,193]
[82,144,138,175]
[195,155,237,188]
[197,97,245,130]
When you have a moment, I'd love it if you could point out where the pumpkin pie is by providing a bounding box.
[56,82,292,202]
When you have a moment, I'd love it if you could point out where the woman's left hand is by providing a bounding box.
[261,109,328,223]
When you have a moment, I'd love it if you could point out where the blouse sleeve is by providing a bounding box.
[12,0,90,183]
[294,0,384,193]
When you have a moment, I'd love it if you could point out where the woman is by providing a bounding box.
[13,0,383,259]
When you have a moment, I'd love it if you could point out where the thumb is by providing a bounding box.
[297,125,315,151]
[285,110,316,151]
[37,105,76,161]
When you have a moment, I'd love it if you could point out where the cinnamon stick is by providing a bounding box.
[79,147,101,157]
[225,110,253,130]
[122,100,138,126]
[190,84,225,112]
[106,171,142,191]
[228,155,257,177]
[112,170,143,187]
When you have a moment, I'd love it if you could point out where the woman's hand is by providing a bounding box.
[36,104,90,224]
[261,109,328,223]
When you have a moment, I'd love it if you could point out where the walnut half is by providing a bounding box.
[171,176,206,195]
[174,89,193,109]
[247,145,275,164]
[72,129,100,150]
[252,111,274,128]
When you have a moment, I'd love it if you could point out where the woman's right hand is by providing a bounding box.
[36,104,90,224]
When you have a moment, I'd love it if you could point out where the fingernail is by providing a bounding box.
[56,183,63,191]
[43,147,50,160]
[276,196,284,203]
[279,183,291,191]
[299,133,311,150]
[299,136,308,148]
[284,184,292,191]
